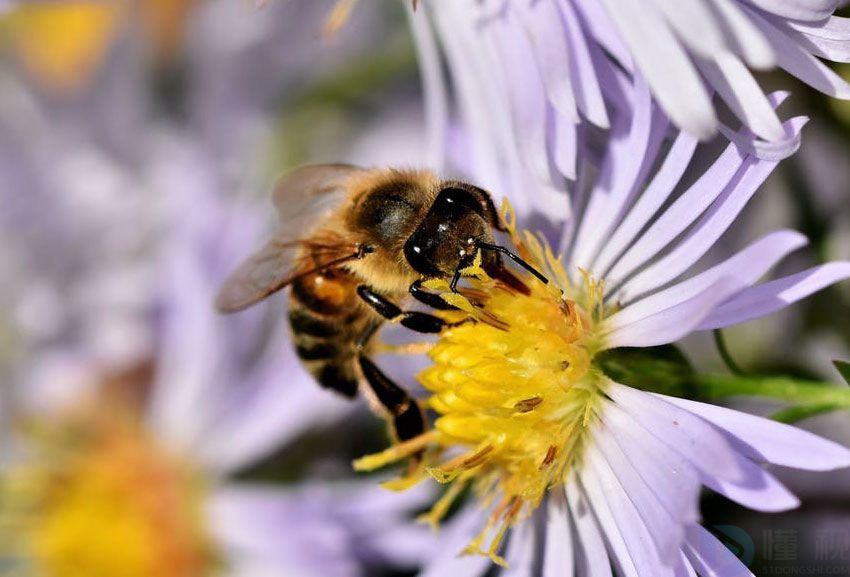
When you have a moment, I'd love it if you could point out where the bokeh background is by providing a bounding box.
[0,1,849,576]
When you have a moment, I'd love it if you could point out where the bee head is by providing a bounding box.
[404,187,498,278]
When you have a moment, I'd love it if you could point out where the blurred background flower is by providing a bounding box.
[0,150,433,576]
[0,1,435,575]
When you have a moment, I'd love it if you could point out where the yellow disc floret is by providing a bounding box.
[355,201,610,565]
[1,402,215,577]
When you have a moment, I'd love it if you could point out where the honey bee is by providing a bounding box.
[215,164,547,445]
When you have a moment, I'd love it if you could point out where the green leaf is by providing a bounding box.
[770,403,842,424]
[834,360,850,386]
[596,345,698,398]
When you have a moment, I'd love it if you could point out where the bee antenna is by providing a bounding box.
[476,242,549,285]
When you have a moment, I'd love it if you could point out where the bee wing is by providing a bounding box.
[214,236,301,313]
[273,163,365,234]
[216,164,365,313]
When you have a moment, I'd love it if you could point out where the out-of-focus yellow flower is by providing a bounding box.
[3,2,122,93]
[2,0,195,93]
[1,366,215,577]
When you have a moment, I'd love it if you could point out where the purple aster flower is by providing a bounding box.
[0,136,434,577]
[355,73,850,576]
[408,0,850,209]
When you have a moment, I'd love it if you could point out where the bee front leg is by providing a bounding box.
[409,279,458,310]
[356,285,447,334]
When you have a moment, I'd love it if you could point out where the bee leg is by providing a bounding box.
[356,354,427,444]
[355,321,427,446]
[409,279,458,311]
[356,285,446,334]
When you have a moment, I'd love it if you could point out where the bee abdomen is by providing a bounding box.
[288,272,365,399]
[315,361,359,398]
[289,307,340,337]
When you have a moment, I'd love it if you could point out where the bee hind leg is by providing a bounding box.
[356,354,427,445]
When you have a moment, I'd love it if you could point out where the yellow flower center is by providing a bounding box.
[355,202,610,565]
[1,405,215,577]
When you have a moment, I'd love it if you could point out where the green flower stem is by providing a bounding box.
[697,374,850,408]
[712,330,745,376]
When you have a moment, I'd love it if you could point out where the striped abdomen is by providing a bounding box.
[287,267,373,398]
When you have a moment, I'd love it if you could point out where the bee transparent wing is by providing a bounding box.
[216,164,364,313]
[214,236,301,312]
[273,163,364,234]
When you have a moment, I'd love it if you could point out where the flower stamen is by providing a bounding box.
[356,200,612,565]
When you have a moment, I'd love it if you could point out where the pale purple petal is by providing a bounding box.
[675,552,698,577]
[659,395,850,471]
[590,130,698,276]
[492,11,552,186]
[697,262,850,329]
[148,188,228,452]
[592,428,685,565]
[552,107,578,180]
[209,482,433,577]
[612,116,804,302]
[571,0,633,72]
[652,0,725,58]
[603,92,793,288]
[696,54,784,141]
[431,2,524,214]
[605,278,740,348]
[788,16,850,62]
[606,383,747,483]
[596,0,716,138]
[746,0,838,22]
[684,524,755,577]
[407,2,448,171]
[605,139,746,290]
[717,114,804,161]
[608,230,807,329]
[517,0,579,122]
[419,506,491,577]
[543,494,575,577]
[572,477,639,577]
[711,0,775,68]
[502,523,535,577]
[748,6,850,98]
[572,75,656,270]
[579,463,661,577]
[565,482,613,577]
[193,336,352,474]
[602,403,702,526]
[701,452,800,512]
[558,0,610,128]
